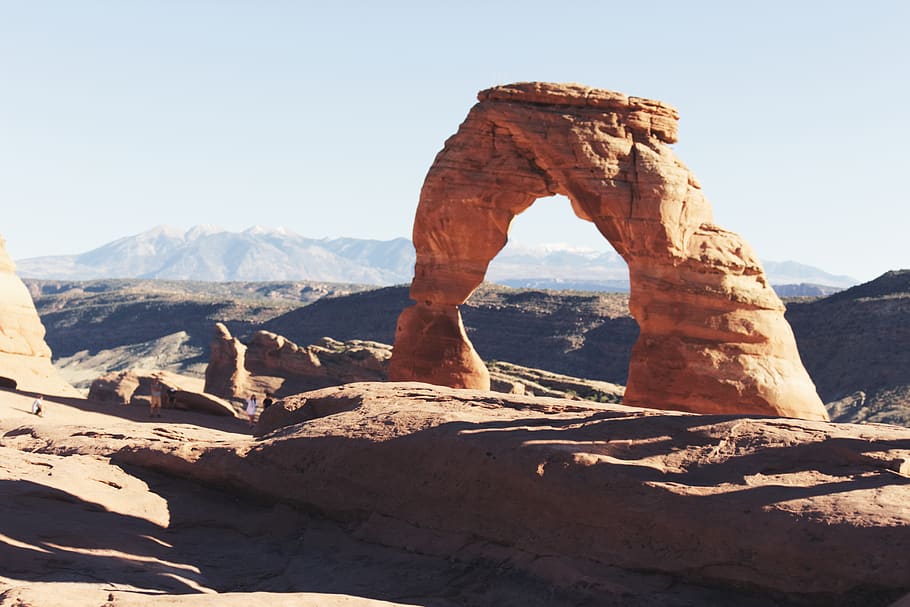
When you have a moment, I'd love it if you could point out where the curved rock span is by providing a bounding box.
[0,234,76,396]
[388,82,827,420]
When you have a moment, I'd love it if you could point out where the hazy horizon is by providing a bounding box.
[10,222,864,287]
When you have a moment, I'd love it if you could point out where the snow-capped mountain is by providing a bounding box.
[15,225,416,284]
[14,226,858,291]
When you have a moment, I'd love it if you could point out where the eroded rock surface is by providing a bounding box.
[5,383,905,605]
[204,324,392,400]
[204,322,251,400]
[89,368,236,416]
[0,235,76,395]
[388,82,826,420]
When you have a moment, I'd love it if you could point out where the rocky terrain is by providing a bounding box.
[785,270,910,425]
[2,383,908,606]
[24,269,910,426]
[0,238,77,396]
[3,78,907,607]
[263,285,637,386]
[25,279,372,387]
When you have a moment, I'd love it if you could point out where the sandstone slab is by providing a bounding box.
[2,383,908,604]
[134,384,910,601]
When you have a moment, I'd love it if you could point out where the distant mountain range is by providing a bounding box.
[15,225,858,292]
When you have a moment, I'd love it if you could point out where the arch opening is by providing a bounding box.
[487,194,629,292]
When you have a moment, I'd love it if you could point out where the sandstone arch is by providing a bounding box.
[389,82,828,420]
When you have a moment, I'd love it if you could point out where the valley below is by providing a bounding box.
[26,270,910,427]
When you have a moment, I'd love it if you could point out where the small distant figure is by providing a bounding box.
[167,387,177,408]
[263,392,274,410]
[150,378,163,418]
[245,394,259,427]
[31,394,43,417]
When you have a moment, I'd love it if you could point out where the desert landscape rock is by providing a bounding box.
[204,323,391,400]
[786,269,910,425]
[90,368,236,417]
[203,322,251,400]
[24,274,910,427]
[388,82,827,421]
[0,235,76,396]
[2,383,907,606]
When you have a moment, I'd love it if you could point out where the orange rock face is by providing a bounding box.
[388,82,828,420]
[0,235,76,396]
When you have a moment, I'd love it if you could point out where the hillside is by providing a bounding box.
[784,269,910,425]
[261,284,637,385]
[25,279,372,386]
[27,273,910,426]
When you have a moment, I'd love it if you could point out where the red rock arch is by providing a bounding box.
[389,82,827,420]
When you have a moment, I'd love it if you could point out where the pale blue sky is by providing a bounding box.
[1,1,907,280]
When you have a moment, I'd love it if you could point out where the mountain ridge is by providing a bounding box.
[16,225,859,291]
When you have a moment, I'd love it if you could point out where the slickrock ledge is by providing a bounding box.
[389,82,827,421]
[2,383,908,604]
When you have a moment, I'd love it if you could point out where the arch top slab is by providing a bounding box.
[389,82,828,421]
[478,81,680,144]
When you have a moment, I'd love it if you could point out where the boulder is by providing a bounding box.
[0,234,77,396]
[388,82,827,421]
[89,368,235,416]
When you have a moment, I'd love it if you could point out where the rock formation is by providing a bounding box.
[487,360,624,402]
[0,234,76,396]
[205,323,624,406]
[3,381,908,604]
[389,82,827,420]
[204,322,251,400]
[204,324,392,400]
[77,382,910,601]
[89,368,236,416]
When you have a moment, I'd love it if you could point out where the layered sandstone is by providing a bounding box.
[2,383,908,604]
[204,324,392,400]
[389,82,827,420]
[0,234,76,395]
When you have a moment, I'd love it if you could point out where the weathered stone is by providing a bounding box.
[89,368,236,416]
[203,322,250,400]
[170,382,910,598]
[0,234,76,396]
[388,82,827,421]
[203,325,393,399]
